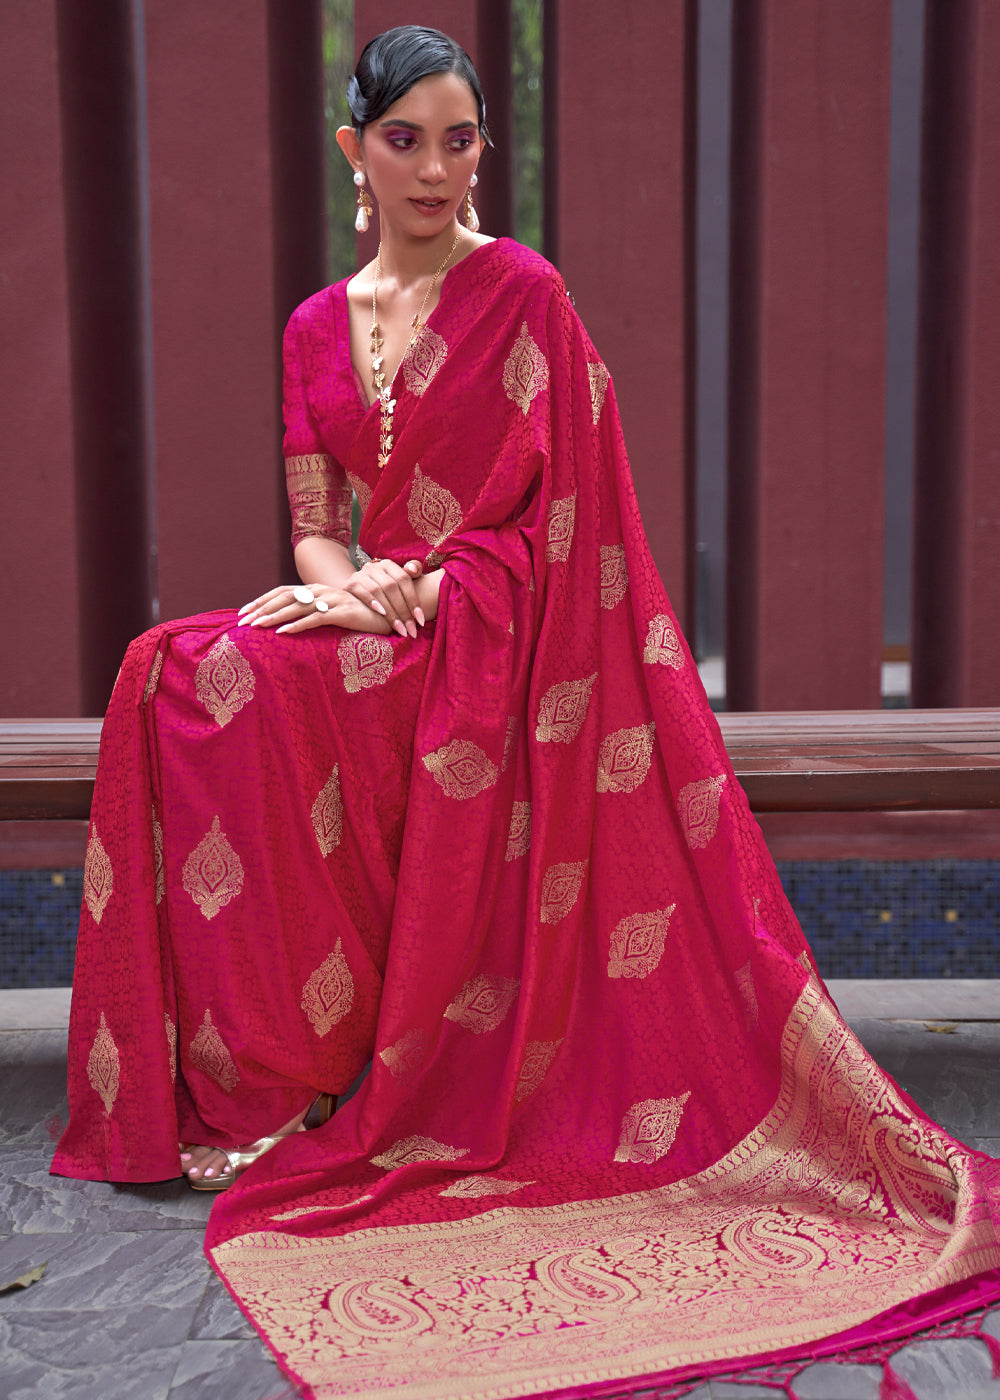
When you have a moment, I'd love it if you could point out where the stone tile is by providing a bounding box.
[846,1018,1000,1139]
[0,1231,208,1314]
[829,979,1000,1021]
[0,1342,181,1400]
[968,1138,1000,1156]
[888,1337,1000,1399]
[166,1339,299,1398]
[791,1360,882,1398]
[708,1383,782,1398]
[187,1270,256,1341]
[1,1143,212,1234]
[0,1029,70,1144]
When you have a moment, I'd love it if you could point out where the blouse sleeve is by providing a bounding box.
[283,307,353,549]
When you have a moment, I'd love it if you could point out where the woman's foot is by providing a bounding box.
[180,1105,309,1187]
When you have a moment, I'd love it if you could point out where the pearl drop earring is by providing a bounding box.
[354,170,373,233]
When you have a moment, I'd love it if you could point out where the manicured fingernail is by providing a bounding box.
[237,603,250,615]
[414,608,426,627]
[393,620,407,638]
[406,620,417,639]
[276,624,291,634]
[371,600,387,616]
[237,616,251,626]
[204,1168,214,1178]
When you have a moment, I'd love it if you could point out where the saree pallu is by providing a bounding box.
[54,240,1000,1398]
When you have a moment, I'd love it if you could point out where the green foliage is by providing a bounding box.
[512,0,543,253]
[323,0,357,284]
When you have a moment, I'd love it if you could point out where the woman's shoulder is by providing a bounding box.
[483,238,566,295]
[284,280,346,341]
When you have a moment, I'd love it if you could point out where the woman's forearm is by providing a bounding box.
[293,536,358,589]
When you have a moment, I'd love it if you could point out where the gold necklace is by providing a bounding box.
[370,233,461,470]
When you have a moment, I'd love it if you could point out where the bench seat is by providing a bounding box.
[2,710,998,821]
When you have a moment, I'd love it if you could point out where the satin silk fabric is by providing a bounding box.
[54,241,1000,1398]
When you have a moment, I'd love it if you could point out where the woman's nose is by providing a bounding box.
[417,155,446,185]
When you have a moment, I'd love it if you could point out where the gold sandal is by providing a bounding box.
[184,1092,337,1191]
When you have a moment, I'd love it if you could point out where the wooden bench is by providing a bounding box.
[2,709,999,821]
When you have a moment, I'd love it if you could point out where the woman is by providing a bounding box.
[55,25,1000,1399]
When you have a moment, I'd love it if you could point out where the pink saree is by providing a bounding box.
[55,239,1000,1398]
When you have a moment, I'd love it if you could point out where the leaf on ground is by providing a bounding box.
[923,1022,959,1034]
[0,1262,47,1294]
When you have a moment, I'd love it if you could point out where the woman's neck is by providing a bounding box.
[374,221,466,289]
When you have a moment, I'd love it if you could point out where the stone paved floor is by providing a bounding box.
[0,983,998,1399]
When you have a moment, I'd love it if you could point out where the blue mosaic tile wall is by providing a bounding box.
[1,861,997,988]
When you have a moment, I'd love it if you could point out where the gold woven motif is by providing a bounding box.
[596,721,656,794]
[402,327,448,396]
[286,454,352,545]
[607,906,676,980]
[164,1013,177,1082]
[678,774,727,850]
[614,1092,691,1163]
[439,1175,535,1198]
[540,860,588,924]
[422,739,499,801]
[152,807,165,905]
[505,801,532,862]
[83,826,113,925]
[194,635,256,728]
[87,1012,120,1115]
[379,1027,431,1081]
[370,1136,469,1172]
[546,495,576,563]
[338,634,394,694]
[311,766,343,856]
[444,974,520,1035]
[514,1037,563,1102]
[190,1009,240,1092]
[643,613,685,669]
[347,471,373,519]
[301,941,355,1037]
[142,649,164,703]
[736,960,760,1027]
[535,672,597,744]
[589,360,611,423]
[599,544,628,609]
[502,715,519,771]
[182,815,244,920]
[212,981,987,1395]
[407,465,463,547]
[503,321,549,415]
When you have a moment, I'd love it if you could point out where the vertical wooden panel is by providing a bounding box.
[56,0,151,713]
[145,0,286,621]
[545,0,695,615]
[727,0,892,711]
[268,0,327,581]
[912,0,1000,707]
[352,1,514,271]
[0,1,82,715]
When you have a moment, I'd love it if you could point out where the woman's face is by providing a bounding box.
[359,71,483,237]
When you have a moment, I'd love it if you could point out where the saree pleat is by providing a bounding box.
[54,239,1000,1397]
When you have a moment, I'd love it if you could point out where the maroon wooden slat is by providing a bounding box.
[544,0,695,624]
[1,1,83,715]
[727,1,893,710]
[912,0,1000,706]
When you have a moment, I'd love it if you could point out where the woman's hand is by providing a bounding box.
[341,558,425,638]
[237,582,393,635]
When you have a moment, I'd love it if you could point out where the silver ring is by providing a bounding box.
[314,598,329,613]
[292,586,315,606]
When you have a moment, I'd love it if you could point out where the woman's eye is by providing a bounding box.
[386,134,416,150]
[448,135,474,152]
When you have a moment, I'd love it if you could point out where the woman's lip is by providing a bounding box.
[410,198,446,213]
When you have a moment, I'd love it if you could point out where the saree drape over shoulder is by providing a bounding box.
[54,241,1000,1398]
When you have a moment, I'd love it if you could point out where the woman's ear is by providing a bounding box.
[336,125,363,171]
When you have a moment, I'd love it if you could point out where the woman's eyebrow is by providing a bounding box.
[377,119,477,132]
